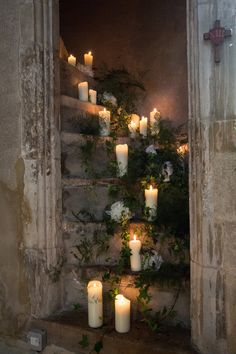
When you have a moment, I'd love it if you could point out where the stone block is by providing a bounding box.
[62,220,121,266]
[62,184,111,222]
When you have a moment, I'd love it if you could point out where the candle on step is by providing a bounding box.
[129,234,142,271]
[84,51,93,67]
[140,116,148,137]
[150,108,160,135]
[87,280,103,328]
[116,144,128,177]
[145,185,158,221]
[99,108,110,136]
[89,89,97,104]
[115,294,131,333]
[68,54,76,66]
[78,81,88,102]
[128,120,138,138]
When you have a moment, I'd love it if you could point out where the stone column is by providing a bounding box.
[187,1,236,353]
[20,0,63,317]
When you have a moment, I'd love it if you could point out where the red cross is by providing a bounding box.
[203,20,232,63]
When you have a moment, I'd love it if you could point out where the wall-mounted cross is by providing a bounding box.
[203,20,232,63]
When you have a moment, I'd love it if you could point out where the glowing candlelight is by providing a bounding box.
[87,280,103,328]
[116,144,128,177]
[115,294,131,333]
[84,51,93,67]
[145,185,158,220]
[99,108,110,136]
[68,54,76,66]
[129,234,142,271]
[140,116,148,137]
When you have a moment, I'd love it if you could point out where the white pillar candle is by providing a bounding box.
[89,89,97,104]
[99,108,110,136]
[140,116,148,137]
[84,51,93,67]
[78,81,89,102]
[128,120,138,138]
[150,108,160,135]
[116,144,128,177]
[129,234,142,271]
[115,294,131,333]
[68,54,76,66]
[145,185,158,220]
[87,280,103,328]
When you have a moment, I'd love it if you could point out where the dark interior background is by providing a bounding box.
[60,0,188,126]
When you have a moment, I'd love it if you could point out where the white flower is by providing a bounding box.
[102,92,117,106]
[106,201,131,223]
[143,250,163,270]
[145,145,157,155]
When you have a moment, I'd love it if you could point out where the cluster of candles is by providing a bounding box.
[87,233,145,333]
[68,51,93,67]
[128,108,160,138]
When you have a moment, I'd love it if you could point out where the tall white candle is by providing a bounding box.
[129,235,142,271]
[99,108,110,136]
[140,116,148,137]
[78,81,88,102]
[68,54,76,66]
[84,51,93,67]
[87,280,103,328]
[116,144,128,177]
[150,108,160,135]
[89,89,97,104]
[115,294,131,333]
[145,185,158,220]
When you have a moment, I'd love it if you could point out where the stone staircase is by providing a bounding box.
[30,50,193,354]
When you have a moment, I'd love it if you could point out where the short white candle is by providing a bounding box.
[129,235,142,271]
[68,54,76,66]
[78,81,89,102]
[116,144,128,177]
[115,294,131,333]
[89,89,97,104]
[99,108,110,136]
[150,108,160,135]
[87,280,103,328]
[140,116,148,137]
[145,185,158,220]
[128,120,138,138]
[84,51,93,67]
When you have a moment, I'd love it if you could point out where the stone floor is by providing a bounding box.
[0,340,77,354]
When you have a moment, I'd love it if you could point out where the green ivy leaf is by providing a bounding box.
[79,334,89,349]
[93,340,103,353]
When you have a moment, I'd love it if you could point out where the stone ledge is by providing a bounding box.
[61,95,104,114]
[31,312,196,354]
[62,177,120,188]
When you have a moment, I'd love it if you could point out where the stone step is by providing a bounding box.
[62,218,121,266]
[61,132,129,178]
[62,183,115,222]
[60,59,95,99]
[31,311,194,354]
[60,95,104,134]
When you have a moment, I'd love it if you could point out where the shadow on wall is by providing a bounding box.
[59,0,188,126]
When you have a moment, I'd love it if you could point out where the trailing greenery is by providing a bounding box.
[72,64,189,332]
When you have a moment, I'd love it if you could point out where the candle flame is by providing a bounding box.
[134,234,137,241]
[89,51,92,55]
[154,108,157,112]
[104,108,106,112]
[150,185,153,191]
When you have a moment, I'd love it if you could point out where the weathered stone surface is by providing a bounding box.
[61,132,128,178]
[60,60,94,98]
[188,0,236,353]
